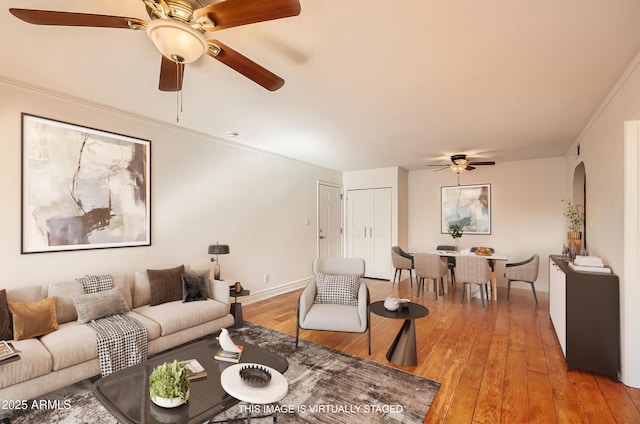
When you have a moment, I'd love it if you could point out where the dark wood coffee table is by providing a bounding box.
[93,336,288,424]
[370,301,429,367]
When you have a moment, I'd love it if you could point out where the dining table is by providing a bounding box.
[420,250,509,301]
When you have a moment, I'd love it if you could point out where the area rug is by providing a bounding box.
[1,323,440,423]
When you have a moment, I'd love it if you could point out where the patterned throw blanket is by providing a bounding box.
[87,314,148,377]
[77,274,148,377]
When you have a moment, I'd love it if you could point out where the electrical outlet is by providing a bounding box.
[264,274,269,284]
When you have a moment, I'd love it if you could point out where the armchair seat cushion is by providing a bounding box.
[300,303,367,333]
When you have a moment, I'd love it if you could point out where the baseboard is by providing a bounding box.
[240,276,313,305]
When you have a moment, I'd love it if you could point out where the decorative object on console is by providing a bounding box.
[562,199,583,251]
[21,114,151,254]
[208,243,230,280]
[441,184,491,235]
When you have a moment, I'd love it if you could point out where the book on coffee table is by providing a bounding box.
[181,358,207,380]
[215,345,243,363]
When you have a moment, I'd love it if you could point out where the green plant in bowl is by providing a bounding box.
[149,360,190,406]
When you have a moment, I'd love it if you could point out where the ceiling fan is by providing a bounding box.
[427,154,496,174]
[9,0,301,92]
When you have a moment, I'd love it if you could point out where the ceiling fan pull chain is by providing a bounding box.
[175,60,181,123]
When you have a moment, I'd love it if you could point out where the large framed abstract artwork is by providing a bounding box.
[21,114,151,253]
[441,184,491,235]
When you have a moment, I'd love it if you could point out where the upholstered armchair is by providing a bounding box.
[506,254,540,307]
[296,257,370,354]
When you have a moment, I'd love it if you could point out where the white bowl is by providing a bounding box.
[151,389,190,408]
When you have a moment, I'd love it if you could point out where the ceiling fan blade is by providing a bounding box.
[159,56,185,92]
[9,8,145,28]
[433,166,450,172]
[466,166,476,171]
[207,40,284,91]
[193,0,301,31]
[468,161,496,166]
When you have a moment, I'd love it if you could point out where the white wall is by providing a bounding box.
[565,52,640,387]
[0,80,341,296]
[408,157,567,292]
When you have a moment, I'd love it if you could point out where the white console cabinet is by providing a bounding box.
[548,258,567,356]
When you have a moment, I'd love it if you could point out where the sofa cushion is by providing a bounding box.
[314,273,360,306]
[6,285,45,303]
[0,338,52,388]
[181,273,209,302]
[72,288,130,324]
[133,270,151,308]
[147,265,185,306]
[39,311,160,372]
[133,299,228,337]
[39,320,99,371]
[8,297,59,340]
[48,280,85,324]
[77,274,113,294]
[0,289,12,340]
[112,274,133,310]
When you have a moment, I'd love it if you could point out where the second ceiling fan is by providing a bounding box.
[427,154,496,174]
[9,0,302,92]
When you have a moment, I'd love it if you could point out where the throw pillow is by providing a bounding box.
[314,272,360,306]
[147,265,185,306]
[72,288,130,324]
[0,289,13,340]
[77,274,114,294]
[181,273,209,302]
[8,297,59,341]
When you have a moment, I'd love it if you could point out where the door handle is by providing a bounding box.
[319,236,327,240]
[364,226,367,237]
[369,227,373,237]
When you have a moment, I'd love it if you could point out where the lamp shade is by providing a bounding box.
[208,244,230,255]
[146,19,207,64]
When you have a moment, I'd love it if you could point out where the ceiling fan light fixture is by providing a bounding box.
[450,163,466,174]
[146,19,207,64]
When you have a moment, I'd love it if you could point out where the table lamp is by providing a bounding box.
[208,243,230,280]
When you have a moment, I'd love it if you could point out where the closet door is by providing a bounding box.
[346,188,392,279]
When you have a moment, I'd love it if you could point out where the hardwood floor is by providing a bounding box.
[242,278,640,423]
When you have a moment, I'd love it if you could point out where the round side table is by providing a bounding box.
[229,289,250,328]
[369,301,429,367]
[221,363,288,422]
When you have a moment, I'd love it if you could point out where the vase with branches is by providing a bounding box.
[562,199,583,251]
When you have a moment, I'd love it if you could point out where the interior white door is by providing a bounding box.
[318,183,343,258]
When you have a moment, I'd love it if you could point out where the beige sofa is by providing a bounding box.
[0,270,234,401]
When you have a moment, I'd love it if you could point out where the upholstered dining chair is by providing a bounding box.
[506,254,540,307]
[391,246,414,288]
[296,257,370,354]
[436,244,457,285]
[414,252,449,299]
[456,255,492,308]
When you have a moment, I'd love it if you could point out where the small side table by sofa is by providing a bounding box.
[369,301,429,367]
[230,289,250,328]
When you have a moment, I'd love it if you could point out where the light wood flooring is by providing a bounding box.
[242,277,640,423]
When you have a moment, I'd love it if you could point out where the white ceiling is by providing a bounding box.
[3,0,640,171]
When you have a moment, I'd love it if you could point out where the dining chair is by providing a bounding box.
[470,246,495,271]
[455,255,492,308]
[436,244,457,285]
[391,246,414,288]
[506,254,540,307]
[414,252,448,299]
